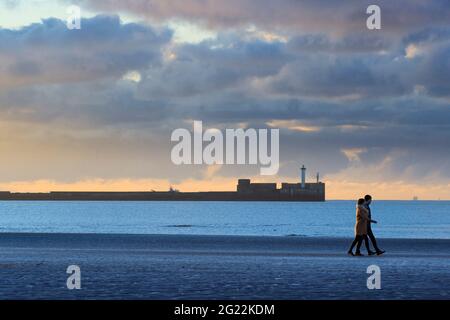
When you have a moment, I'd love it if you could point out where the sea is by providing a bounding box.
[0,200,448,239]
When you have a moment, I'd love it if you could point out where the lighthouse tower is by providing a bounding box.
[301,165,306,189]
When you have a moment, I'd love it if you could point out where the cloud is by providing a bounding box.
[0,15,172,88]
[137,38,288,98]
[2,0,20,9]
[324,179,450,200]
[341,148,367,163]
[267,120,321,133]
[405,44,421,59]
[75,0,450,36]
[122,70,142,82]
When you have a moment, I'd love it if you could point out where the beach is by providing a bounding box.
[0,233,448,300]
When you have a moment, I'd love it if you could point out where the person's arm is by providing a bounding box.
[361,207,378,223]
[369,209,377,224]
[360,207,377,223]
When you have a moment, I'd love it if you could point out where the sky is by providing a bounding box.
[0,0,449,200]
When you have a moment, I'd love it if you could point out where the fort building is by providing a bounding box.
[236,165,325,201]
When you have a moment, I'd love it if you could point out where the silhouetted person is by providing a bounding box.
[348,198,374,256]
[364,195,385,255]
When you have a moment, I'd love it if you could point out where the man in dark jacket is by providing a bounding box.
[364,195,385,255]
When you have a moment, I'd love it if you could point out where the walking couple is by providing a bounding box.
[348,195,385,256]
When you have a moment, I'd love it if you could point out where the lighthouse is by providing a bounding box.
[301,165,306,189]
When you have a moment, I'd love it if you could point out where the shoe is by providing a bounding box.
[347,251,355,256]
[376,250,385,256]
[355,252,364,256]
[368,250,376,256]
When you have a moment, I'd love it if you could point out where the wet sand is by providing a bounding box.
[0,233,448,299]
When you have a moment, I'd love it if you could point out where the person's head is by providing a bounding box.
[364,195,372,204]
[357,198,365,206]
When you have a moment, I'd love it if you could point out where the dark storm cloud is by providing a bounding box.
[75,0,450,36]
[287,33,393,54]
[0,15,172,87]
[267,53,412,98]
[403,26,450,46]
[138,38,288,98]
[414,44,450,97]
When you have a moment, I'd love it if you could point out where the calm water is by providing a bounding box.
[0,201,448,239]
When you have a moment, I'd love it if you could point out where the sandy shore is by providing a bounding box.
[0,233,448,299]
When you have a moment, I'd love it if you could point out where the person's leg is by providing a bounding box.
[363,235,373,254]
[367,224,382,253]
[355,236,363,254]
[348,236,359,254]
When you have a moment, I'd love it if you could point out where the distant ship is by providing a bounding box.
[0,166,325,202]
